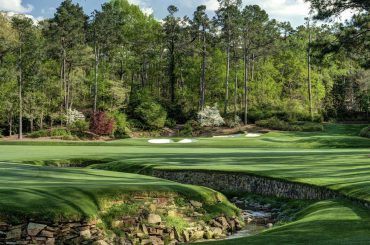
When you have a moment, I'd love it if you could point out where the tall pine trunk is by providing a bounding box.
[94,43,99,113]
[224,34,230,115]
[200,26,206,111]
[18,47,23,140]
[243,44,249,125]
[307,20,313,121]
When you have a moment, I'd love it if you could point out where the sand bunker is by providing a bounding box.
[213,134,243,138]
[148,139,174,144]
[245,133,261,138]
[178,139,198,143]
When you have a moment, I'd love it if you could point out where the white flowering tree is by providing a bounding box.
[66,109,85,125]
[197,105,225,127]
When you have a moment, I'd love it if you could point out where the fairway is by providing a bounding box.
[0,125,369,244]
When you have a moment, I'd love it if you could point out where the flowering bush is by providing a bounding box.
[197,105,225,127]
[66,109,85,125]
[90,111,116,136]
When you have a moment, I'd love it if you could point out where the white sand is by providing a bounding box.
[148,139,174,144]
[178,139,198,143]
[245,133,261,138]
[213,134,243,138]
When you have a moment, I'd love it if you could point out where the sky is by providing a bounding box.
[0,0,354,27]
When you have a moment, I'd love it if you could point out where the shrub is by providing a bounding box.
[360,126,370,138]
[28,130,49,138]
[111,112,130,138]
[256,117,323,132]
[128,119,146,130]
[165,118,177,128]
[69,120,89,133]
[179,121,193,137]
[197,105,225,127]
[90,111,116,136]
[66,109,85,125]
[135,101,167,129]
[50,128,71,137]
[224,114,241,128]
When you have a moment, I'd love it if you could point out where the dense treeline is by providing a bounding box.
[0,0,369,138]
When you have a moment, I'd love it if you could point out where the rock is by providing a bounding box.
[174,228,183,242]
[46,238,55,245]
[167,210,177,217]
[210,227,223,238]
[6,226,22,240]
[182,230,190,242]
[149,236,164,245]
[141,224,148,235]
[149,204,157,212]
[190,230,204,241]
[204,230,213,239]
[0,222,9,230]
[112,220,123,228]
[40,230,54,238]
[190,200,203,208]
[92,240,109,245]
[27,223,47,236]
[147,214,161,224]
[266,223,274,228]
[80,229,91,239]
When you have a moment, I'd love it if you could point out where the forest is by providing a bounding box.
[0,0,369,139]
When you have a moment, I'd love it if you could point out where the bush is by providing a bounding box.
[66,109,85,125]
[111,112,130,138]
[165,118,177,128]
[128,119,146,130]
[135,101,167,129]
[50,128,71,137]
[197,105,225,127]
[256,117,323,132]
[224,114,241,128]
[360,126,370,138]
[69,120,89,133]
[90,111,116,136]
[28,130,49,138]
[179,121,193,137]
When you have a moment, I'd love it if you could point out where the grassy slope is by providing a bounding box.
[0,124,369,243]
[0,162,234,223]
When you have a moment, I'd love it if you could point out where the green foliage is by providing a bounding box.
[69,120,89,133]
[165,118,177,128]
[111,112,130,138]
[256,117,323,132]
[179,121,194,137]
[50,128,72,137]
[135,101,167,129]
[359,126,370,138]
[28,130,49,138]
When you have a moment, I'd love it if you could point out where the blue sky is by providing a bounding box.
[0,0,354,27]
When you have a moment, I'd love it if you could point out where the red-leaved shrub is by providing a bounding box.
[90,111,115,136]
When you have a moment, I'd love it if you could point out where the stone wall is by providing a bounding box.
[153,170,338,200]
[0,220,110,245]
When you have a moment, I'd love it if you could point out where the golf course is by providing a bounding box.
[0,124,369,244]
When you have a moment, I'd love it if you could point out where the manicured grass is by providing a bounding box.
[0,124,369,243]
[0,161,234,223]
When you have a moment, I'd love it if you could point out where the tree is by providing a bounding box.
[46,0,88,112]
[216,0,242,115]
[12,16,42,139]
[163,5,182,103]
[192,5,210,111]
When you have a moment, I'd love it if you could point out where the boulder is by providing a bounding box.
[92,240,109,245]
[45,238,55,245]
[190,200,203,208]
[147,214,161,224]
[27,223,47,236]
[149,236,164,245]
[80,229,91,239]
[6,226,22,240]
[190,230,204,241]
[40,230,54,238]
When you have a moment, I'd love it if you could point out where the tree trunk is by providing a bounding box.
[234,57,238,117]
[169,41,176,103]
[224,34,231,115]
[18,48,23,140]
[200,26,206,111]
[94,43,99,113]
[63,48,67,111]
[307,20,313,121]
[30,118,34,132]
[243,45,249,125]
